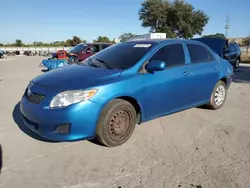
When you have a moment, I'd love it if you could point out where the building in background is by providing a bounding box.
[228,38,244,46]
[126,33,167,42]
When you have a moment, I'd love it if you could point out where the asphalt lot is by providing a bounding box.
[0,56,250,188]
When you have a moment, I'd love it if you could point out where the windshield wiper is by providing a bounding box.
[96,58,112,69]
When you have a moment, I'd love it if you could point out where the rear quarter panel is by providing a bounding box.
[219,58,234,86]
[206,46,233,85]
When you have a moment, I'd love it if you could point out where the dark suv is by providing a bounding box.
[67,43,112,61]
[227,42,241,68]
[193,38,241,68]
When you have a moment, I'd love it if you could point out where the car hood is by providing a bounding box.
[32,65,122,90]
[192,38,226,57]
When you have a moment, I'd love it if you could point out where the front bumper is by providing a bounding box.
[20,94,102,142]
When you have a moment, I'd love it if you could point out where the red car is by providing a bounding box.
[67,43,112,61]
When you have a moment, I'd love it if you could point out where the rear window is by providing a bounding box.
[187,44,214,63]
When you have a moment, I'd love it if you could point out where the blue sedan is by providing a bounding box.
[20,39,234,147]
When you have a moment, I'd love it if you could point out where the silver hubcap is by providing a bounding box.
[236,60,240,67]
[215,85,226,106]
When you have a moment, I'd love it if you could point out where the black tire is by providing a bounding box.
[207,81,227,110]
[96,99,136,147]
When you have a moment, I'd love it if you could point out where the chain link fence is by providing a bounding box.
[0,46,71,54]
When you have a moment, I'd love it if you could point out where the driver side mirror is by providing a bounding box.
[146,60,166,72]
[86,49,92,54]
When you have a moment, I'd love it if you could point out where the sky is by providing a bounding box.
[0,0,250,44]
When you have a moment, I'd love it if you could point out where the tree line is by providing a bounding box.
[0,0,249,48]
[0,33,136,47]
[1,33,249,48]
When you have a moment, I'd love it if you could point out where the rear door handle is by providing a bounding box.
[214,67,218,71]
[183,70,189,76]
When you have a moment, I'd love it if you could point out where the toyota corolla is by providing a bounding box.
[20,39,233,147]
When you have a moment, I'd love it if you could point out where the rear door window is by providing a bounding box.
[187,44,214,63]
[150,44,185,68]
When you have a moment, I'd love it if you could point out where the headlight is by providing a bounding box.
[50,89,97,108]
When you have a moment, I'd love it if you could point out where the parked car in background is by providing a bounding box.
[5,50,20,56]
[228,42,241,68]
[24,51,35,56]
[193,38,241,68]
[0,50,5,59]
[20,39,233,147]
[40,43,113,70]
[67,42,112,62]
[38,51,51,56]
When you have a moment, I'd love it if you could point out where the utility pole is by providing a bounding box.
[225,15,230,38]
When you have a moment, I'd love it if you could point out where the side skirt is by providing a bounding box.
[139,100,209,124]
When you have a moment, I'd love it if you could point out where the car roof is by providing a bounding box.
[124,39,206,46]
[88,42,113,45]
[75,42,112,46]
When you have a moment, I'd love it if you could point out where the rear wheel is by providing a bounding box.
[207,81,227,110]
[96,99,136,147]
[234,58,240,69]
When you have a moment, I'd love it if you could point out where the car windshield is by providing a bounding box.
[81,42,156,69]
[68,44,88,54]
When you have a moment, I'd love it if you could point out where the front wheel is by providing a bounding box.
[96,99,136,147]
[207,81,227,110]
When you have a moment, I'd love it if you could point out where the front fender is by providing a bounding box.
[89,75,146,121]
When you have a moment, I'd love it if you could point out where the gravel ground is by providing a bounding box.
[0,56,250,188]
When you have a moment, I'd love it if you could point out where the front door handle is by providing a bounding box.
[214,67,218,71]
